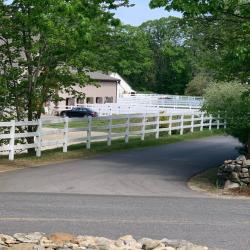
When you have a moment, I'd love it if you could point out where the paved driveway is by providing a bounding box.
[0,136,240,197]
[1,135,250,250]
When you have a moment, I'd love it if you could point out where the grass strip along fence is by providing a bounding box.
[0,112,226,160]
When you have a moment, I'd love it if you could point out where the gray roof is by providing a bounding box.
[86,71,120,82]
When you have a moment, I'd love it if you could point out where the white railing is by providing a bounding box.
[0,112,226,160]
[118,94,203,108]
[53,103,202,117]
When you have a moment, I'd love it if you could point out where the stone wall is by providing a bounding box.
[0,232,209,250]
[217,155,250,189]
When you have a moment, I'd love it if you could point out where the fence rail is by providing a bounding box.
[0,112,226,160]
[53,103,201,117]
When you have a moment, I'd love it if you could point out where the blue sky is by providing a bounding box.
[114,0,181,26]
[5,0,181,26]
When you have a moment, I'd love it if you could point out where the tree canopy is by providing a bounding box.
[0,0,130,122]
[149,0,250,83]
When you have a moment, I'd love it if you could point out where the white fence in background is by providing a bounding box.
[53,103,201,116]
[52,94,203,116]
[0,112,225,160]
[118,94,203,108]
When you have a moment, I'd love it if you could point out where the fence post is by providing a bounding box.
[9,120,15,161]
[200,113,204,131]
[224,120,227,129]
[168,114,172,135]
[141,114,146,141]
[217,114,220,129]
[125,114,130,143]
[191,114,194,133]
[209,115,212,130]
[36,119,42,157]
[107,116,112,146]
[155,113,160,139]
[86,116,92,149]
[63,116,68,153]
[180,114,184,135]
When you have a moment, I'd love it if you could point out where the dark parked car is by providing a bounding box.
[60,107,98,118]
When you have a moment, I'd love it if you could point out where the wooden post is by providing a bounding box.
[107,116,112,146]
[168,114,172,135]
[180,114,184,135]
[9,120,15,161]
[155,113,160,139]
[125,114,130,143]
[141,114,146,141]
[36,119,42,157]
[191,114,194,133]
[63,116,68,153]
[200,113,204,131]
[86,116,92,149]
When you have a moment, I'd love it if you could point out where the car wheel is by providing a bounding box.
[60,112,66,117]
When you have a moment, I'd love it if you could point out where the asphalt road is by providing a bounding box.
[1,136,250,250]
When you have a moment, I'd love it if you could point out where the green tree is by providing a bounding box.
[149,0,250,82]
[185,73,213,96]
[139,17,192,94]
[0,0,130,151]
[0,0,130,122]
[203,82,250,159]
[108,25,154,91]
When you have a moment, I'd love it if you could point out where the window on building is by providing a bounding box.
[66,98,75,107]
[77,98,85,104]
[86,97,94,104]
[96,97,103,104]
[105,97,113,103]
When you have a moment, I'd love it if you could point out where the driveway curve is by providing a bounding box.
[1,136,250,250]
[0,136,240,197]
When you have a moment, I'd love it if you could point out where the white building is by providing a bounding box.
[109,73,136,98]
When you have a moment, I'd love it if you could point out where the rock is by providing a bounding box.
[246,159,250,166]
[0,235,17,245]
[178,246,208,250]
[139,238,161,250]
[241,168,249,173]
[39,237,57,248]
[33,246,46,250]
[0,245,8,250]
[234,165,242,172]
[241,178,250,184]
[75,236,96,248]
[239,172,249,178]
[117,235,141,248]
[160,239,191,248]
[0,234,209,250]
[230,172,240,183]
[13,233,44,244]
[8,243,35,250]
[94,237,115,250]
[236,155,246,163]
[224,180,240,189]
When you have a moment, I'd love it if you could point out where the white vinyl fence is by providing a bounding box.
[0,112,226,160]
[52,94,203,116]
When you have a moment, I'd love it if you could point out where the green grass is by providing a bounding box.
[188,167,219,193]
[45,116,155,133]
[0,129,224,169]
